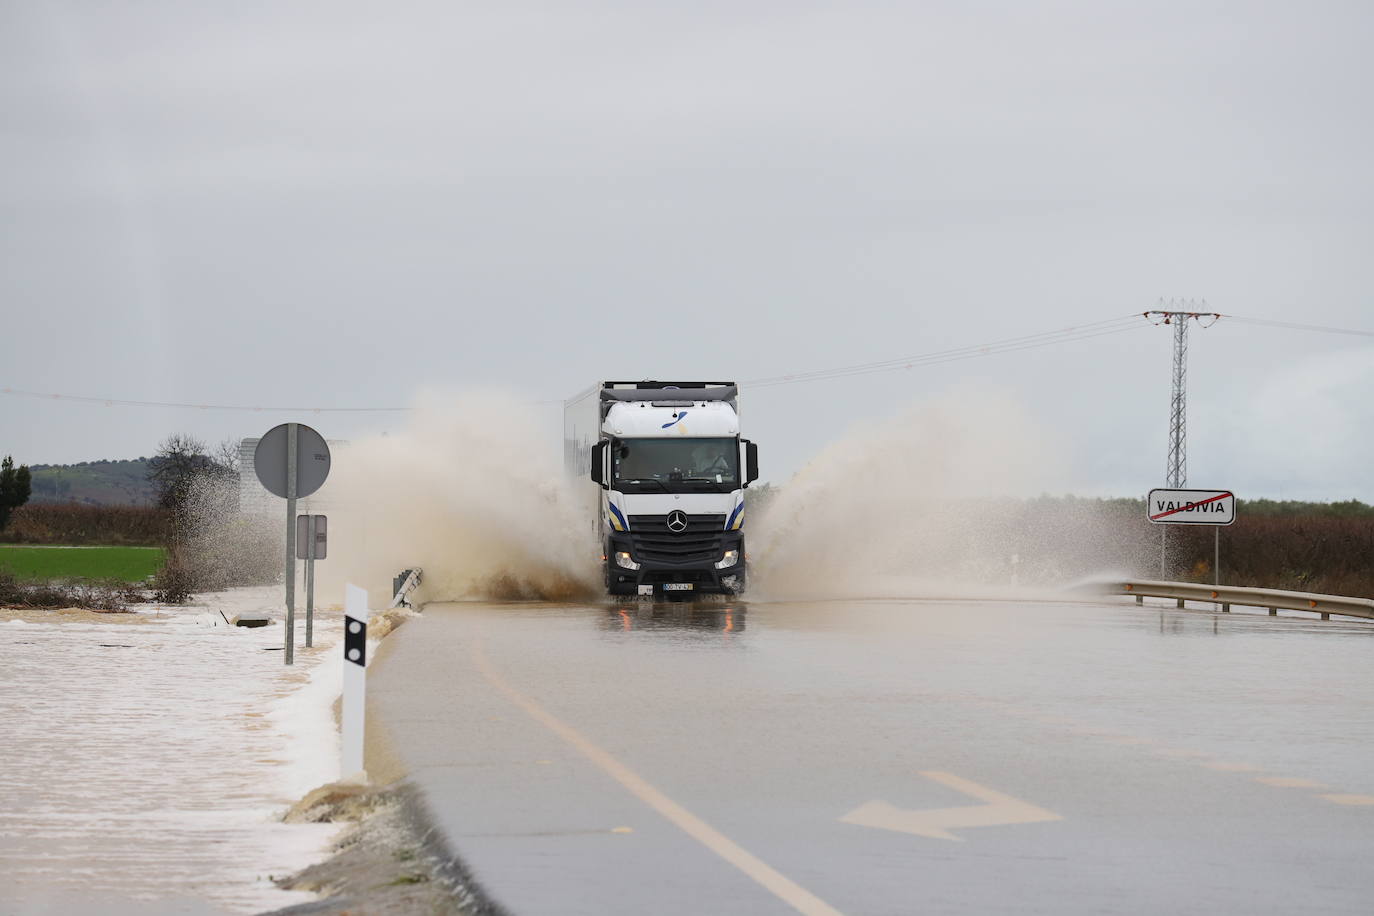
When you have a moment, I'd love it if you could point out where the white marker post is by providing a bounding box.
[342,584,369,781]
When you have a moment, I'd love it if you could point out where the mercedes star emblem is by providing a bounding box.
[666,510,688,533]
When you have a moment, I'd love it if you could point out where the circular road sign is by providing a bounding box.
[254,423,331,498]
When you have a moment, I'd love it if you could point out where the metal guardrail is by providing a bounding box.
[390,568,423,609]
[1115,579,1374,622]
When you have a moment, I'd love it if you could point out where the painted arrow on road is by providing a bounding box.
[840,771,1062,842]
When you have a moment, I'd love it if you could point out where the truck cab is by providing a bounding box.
[571,381,758,597]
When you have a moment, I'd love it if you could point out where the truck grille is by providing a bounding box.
[628,514,726,531]
[626,514,727,566]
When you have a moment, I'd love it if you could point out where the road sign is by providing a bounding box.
[255,423,331,666]
[1147,488,1236,526]
[296,514,327,648]
[296,514,327,560]
[254,423,331,499]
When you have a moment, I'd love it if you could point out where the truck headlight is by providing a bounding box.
[614,551,640,570]
[714,549,740,570]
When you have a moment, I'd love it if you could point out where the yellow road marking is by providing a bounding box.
[470,638,845,916]
[611,826,635,834]
[841,771,1063,842]
[1255,777,1329,789]
[1319,794,1374,806]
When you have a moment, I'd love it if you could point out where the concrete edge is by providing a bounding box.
[392,780,515,916]
[371,602,512,915]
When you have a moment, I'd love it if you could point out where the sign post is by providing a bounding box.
[285,424,296,663]
[302,511,311,648]
[1147,488,1236,586]
[254,423,331,665]
[1160,527,1167,579]
[296,514,327,647]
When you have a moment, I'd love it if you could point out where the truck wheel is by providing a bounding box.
[604,563,637,596]
[722,571,746,595]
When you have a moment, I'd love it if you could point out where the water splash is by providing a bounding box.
[317,390,600,604]
[750,391,1153,599]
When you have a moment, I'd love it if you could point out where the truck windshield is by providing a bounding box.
[612,438,739,492]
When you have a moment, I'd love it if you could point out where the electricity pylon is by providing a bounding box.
[1144,303,1220,488]
[1144,304,1220,579]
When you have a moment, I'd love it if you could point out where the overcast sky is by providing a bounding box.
[3,1,1372,499]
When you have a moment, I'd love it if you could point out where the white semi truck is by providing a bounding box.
[564,381,759,596]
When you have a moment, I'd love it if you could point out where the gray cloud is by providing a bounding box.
[3,1,1372,499]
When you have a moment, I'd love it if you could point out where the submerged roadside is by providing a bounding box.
[2,587,344,915]
[263,603,492,916]
[265,782,492,916]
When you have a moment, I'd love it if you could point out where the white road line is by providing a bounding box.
[841,771,1063,842]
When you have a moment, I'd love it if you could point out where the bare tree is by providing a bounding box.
[213,438,242,476]
[147,434,219,511]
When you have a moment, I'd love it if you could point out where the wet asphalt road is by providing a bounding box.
[369,597,1374,915]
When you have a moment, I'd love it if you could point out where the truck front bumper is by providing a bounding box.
[605,531,745,596]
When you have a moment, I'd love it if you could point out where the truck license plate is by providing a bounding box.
[662,583,694,591]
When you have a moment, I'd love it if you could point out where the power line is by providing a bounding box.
[10,310,1366,414]
[1222,315,1374,338]
[1,314,1153,411]
[0,386,411,413]
[742,315,1147,390]
[749,324,1147,390]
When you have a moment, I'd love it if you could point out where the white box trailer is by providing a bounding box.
[564,381,759,596]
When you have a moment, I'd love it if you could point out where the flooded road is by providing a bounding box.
[370,597,1374,915]
[0,594,340,915]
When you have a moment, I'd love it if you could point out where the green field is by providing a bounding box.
[0,546,166,582]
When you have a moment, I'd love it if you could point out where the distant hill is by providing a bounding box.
[28,459,158,506]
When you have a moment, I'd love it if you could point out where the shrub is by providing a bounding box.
[0,504,170,546]
[0,568,129,611]
[151,544,194,605]
[1164,515,1374,597]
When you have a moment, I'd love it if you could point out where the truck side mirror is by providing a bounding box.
[590,441,607,488]
[744,440,759,486]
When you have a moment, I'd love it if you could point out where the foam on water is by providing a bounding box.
[0,590,340,914]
